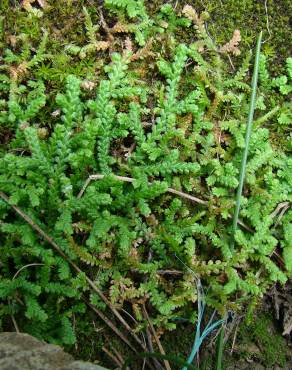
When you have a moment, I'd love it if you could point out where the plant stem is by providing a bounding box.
[217,31,263,370]
[231,31,263,251]
[215,326,225,370]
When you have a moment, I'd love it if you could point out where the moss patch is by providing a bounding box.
[189,0,292,73]
[222,313,288,369]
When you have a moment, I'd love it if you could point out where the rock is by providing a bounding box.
[60,362,108,370]
[0,332,107,370]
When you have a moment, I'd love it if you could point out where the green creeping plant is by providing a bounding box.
[0,0,291,348]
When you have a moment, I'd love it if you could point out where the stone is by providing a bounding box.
[0,332,107,370]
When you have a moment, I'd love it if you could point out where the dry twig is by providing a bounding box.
[11,315,20,333]
[143,306,172,370]
[219,30,241,56]
[0,191,146,353]
[12,263,44,280]
[98,7,114,43]
[77,173,253,233]
[102,346,122,368]
[83,298,136,352]
[230,322,240,354]
[77,174,207,205]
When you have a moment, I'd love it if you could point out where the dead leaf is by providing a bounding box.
[8,35,17,48]
[37,0,47,7]
[9,62,28,81]
[268,281,292,337]
[219,30,241,56]
[22,0,47,11]
[81,80,96,91]
[111,22,130,34]
[124,37,133,53]
[95,41,110,51]
[130,38,154,61]
[182,4,204,28]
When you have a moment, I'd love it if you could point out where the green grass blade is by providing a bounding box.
[231,31,263,251]
[215,325,225,370]
[216,31,263,370]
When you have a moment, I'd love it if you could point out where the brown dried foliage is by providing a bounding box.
[182,4,204,28]
[22,0,47,11]
[219,29,241,56]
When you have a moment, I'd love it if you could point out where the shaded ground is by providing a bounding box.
[160,300,291,370]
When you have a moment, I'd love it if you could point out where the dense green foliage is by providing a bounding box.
[0,0,291,358]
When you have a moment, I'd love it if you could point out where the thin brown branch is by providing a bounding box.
[0,191,146,352]
[262,0,272,44]
[272,202,290,227]
[143,306,172,370]
[77,173,253,232]
[83,298,136,352]
[237,219,253,233]
[11,314,20,333]
[156,269,183,275]
[167,187,207,205]
[132,268,183,276]
[230,322,239,354]
[145,327,163,370]
[121,308,147,348]
[77,173,207,205]
[98,7,114,43]
[110,344,125,367]
[270,201,290,219]
[227,54,235,70]
[85,276,146,351]
[102,346,122,368]
[13,263,44,280]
